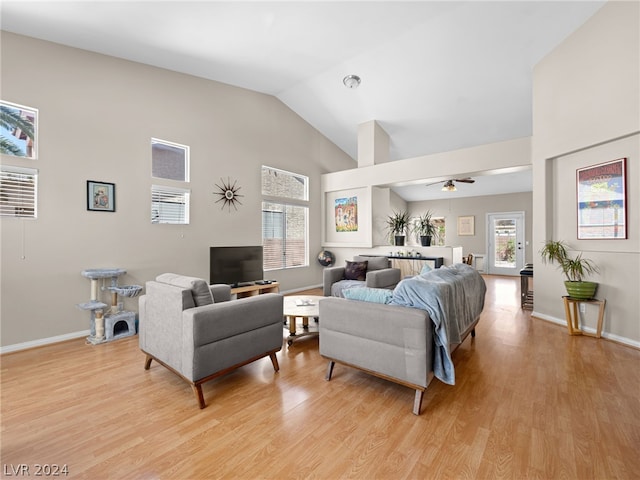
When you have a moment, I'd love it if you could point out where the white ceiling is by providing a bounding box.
[1,1,605,200]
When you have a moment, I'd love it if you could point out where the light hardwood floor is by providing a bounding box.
[1,276,639,479]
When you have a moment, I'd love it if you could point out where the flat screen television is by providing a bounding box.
[210,246,264,287]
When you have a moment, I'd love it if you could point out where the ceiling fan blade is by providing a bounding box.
[454,178,475,183]
[424,181,444,187]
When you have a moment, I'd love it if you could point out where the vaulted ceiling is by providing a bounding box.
[1,1,605,200]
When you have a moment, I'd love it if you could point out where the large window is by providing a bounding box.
[262,166,308,271]
[0,165,37,218]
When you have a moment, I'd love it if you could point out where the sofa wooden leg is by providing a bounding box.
[325,361,335,381]
[269,352,280,372]
[413,389,424,415]
[192,383,206,409]
[144,355,153,370]
[471,328,476,338]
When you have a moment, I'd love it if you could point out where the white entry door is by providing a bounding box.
[486,212,525,276]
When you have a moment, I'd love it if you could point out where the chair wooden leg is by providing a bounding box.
[144,355,153,370]
[269,352,280,372]
[192,383,206,409]
[413,389,424,415]
[325,361,335,381]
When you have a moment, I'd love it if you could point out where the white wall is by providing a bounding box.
[532,1,640,345]
[0,32,354,348]
[322,136,531,252]
[322,136,531,192]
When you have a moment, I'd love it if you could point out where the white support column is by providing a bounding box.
[357,120,389,167]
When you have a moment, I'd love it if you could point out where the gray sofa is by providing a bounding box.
[139,273,283,408]
[323,255,401,297]
[319,264,486,415]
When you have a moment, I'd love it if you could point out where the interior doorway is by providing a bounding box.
[486,212,525,276]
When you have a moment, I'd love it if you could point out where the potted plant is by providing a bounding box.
[385,210,410,246]
[539,240,599,299]
[412,210,437,246]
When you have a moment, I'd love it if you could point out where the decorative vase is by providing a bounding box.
[317,250,335,267]
[394,235,405,246]
[564,281,598,300]
[420,235,432,247]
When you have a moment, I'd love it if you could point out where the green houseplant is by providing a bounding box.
[385,210,410,246]
[412,210,437,246]
[539,240,599,299]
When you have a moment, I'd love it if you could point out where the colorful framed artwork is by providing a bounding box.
[323,186,372,247]
[577,158,626,239]
[334,196,358,232]
[87,181,116,212]
[1,100,38,159]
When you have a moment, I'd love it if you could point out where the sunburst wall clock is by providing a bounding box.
[213,177,244,211]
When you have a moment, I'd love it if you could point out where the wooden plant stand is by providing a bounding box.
[562,296,606,338]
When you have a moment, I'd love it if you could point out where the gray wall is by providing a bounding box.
[0,32,354,348]
[409,192,533,263]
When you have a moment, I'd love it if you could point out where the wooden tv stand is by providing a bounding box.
[231,282,279,299]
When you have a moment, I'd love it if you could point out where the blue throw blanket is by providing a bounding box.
[390,264,486,385]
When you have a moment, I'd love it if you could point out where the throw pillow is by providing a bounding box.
[420,263,433,275]
[343,287,393,304]
[344,260,368,281]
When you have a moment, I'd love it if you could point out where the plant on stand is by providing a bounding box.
[412,210,437,246]
[385,210,410,246]
[539,240,600,299]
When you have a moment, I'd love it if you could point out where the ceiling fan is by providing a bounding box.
[426,177,476,192]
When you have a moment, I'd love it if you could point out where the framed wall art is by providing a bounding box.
[87,181,116,212]
[457,215,475,236]
[334,196,358,232]
[323,186,371,247]
[577,158,626,239]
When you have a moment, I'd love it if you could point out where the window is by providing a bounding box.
[151,138,189,181]
[0,165,37,218]
[150,138,190,224]
[151,185,190,224]
[433,217,446,246]
[261,166,308,270]
[1,101,38,159]
[262,166,308,200]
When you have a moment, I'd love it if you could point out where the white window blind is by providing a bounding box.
[151,185,190,224]
[261,166,309,271]
[262,202,308,270]
[0,165,37,218]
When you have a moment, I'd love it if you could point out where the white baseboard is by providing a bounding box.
[0,330,89,355]
[532,311,640,350]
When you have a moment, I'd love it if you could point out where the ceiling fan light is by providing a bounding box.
[343,74,361,89]
[442,180,457,191]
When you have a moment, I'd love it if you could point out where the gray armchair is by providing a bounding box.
[323,255,401,297]
[139,273,283,408]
